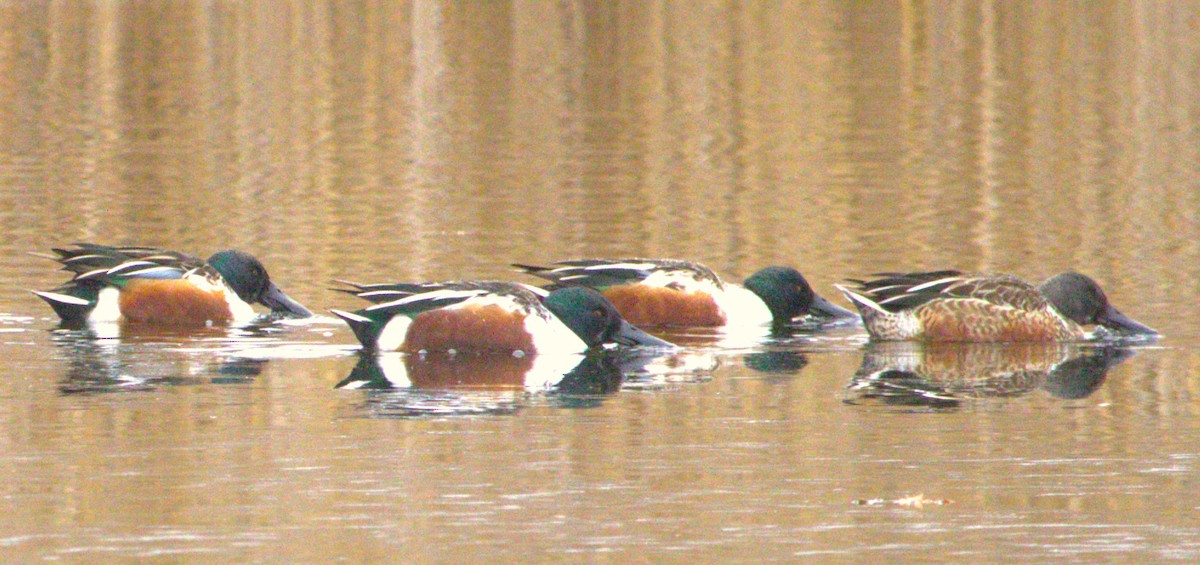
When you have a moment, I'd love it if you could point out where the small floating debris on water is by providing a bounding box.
[852,493,952,508]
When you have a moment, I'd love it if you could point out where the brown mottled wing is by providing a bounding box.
[848,271,966,312]
[853,271,1049,313]
[936,274,1049,311]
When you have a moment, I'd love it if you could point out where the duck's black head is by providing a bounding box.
[1038,272,1155,335]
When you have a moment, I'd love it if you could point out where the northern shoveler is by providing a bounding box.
[835,270,1157,342]
[513,259,858,329]
[33,243,312,327]
[330,280,675,354]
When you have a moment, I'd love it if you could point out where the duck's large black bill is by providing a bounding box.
[259,283,314,318]
[810,294,860,321]
[1098,305,1156,335]
[613,320,676,348]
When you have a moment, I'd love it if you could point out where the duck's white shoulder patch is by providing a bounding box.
[523,311,587,354]
[225,294,257,323]
[713,285,773,327]
[184,271,256,323]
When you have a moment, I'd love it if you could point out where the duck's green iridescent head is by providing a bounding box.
[743,266,858,325]
[207,250,312,318]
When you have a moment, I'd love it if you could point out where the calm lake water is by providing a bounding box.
[2,1,1200,562]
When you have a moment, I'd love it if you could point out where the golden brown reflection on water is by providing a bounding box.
[1,1,1200,561]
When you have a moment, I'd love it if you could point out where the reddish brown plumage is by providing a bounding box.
[915,300,1080,342]
[600,286,725,327]
[402,304,536,354]
[119,279,233,326]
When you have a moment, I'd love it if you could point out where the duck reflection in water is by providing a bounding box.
[335,344,720,416]
[335,349,651,416]
[742,349,808,375]
[49,326,269,393]
[844,341,1137,408]
[337,349,621,392]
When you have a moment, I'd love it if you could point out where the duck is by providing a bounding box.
[33,243,312,326]
[513,258,858,329]
[835,270,1157,342]
[330,280,674,354]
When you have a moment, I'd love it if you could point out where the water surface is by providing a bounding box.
[2,1,1199,562]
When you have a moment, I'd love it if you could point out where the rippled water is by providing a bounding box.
[2,2,1200,562]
